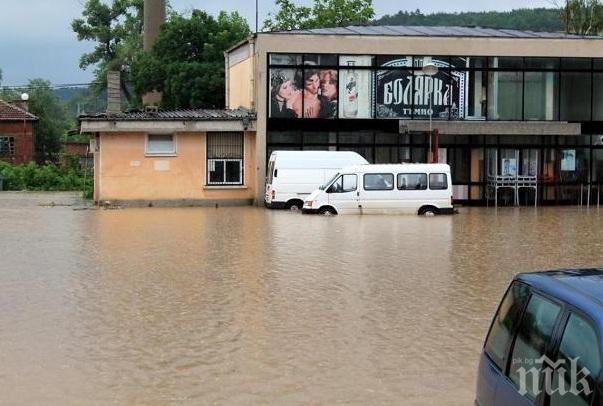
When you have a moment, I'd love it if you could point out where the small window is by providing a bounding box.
[146,134,175,155]
[207,132,244,185]
[398,173,427,190]
[549,314,601,406]
[363,173,394,191]
[304,54,337,66]
[269,53,302,65]
[429,173,448,190]
[508,294,562,400]
[0,136,15,156]
[328,174,357,193]
[208,159,242,184]
[485,282,530,369]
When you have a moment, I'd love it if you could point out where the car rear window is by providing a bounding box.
[549,314,601,406]
[508,294,562,400]
[484,282,530,370]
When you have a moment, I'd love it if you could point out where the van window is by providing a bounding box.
[549,314,601,406]
[429,173,448,190]
[267,160,275,184]
[328,174,357,193]
[363,174,394,191]
[485,282,530,370]
[508,294,562,400]
[398,173,427,190]
[322,172,340,190]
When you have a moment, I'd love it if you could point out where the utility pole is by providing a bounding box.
[256,0,259,33]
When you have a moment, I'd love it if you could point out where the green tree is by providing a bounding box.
[563,0,603,34]
[263,0,312,31]
[1,80,70,163]
[263,0,375,31]
[374,8,565,32]
[72,0,145,102]
[131,10,250,109]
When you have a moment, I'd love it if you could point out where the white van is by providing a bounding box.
[302,163,454,215]
[265,151,369,210]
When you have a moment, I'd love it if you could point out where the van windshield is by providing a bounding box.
[321,173,340,190]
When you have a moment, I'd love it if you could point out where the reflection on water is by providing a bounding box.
[1,193,602,405]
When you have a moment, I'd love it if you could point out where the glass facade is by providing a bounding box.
[267,53,603,204]
[268,54,603,121]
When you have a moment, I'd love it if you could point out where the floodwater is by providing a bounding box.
[1,192,602,405]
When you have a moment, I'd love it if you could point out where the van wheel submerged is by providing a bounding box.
[319,206,337,216]
[419,206,439,216]
[285,200,303,211]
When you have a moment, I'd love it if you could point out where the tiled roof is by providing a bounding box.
[271,25,603,40]
[0,100,38,121]
[79,108,256,122]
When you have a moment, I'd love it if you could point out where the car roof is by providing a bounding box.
[340,163,451,173]
[516,269,603,322]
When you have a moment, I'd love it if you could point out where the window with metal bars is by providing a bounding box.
[0,137,15,156]
[206,132,244,185]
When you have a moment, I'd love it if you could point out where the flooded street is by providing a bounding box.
[1,192,602,405]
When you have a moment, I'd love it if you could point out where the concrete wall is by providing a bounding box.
[227,58,253,110]
[96,131,256,205]
[226,41,255,110]
[0,121,34,165]
[242,32,603,204]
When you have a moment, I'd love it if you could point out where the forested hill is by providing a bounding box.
[374,8,565,32]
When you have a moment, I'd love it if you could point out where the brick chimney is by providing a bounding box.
[107,70,121,114]
[12,99,28,112]
[142,0,166,106]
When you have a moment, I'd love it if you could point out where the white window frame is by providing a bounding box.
[145,133,177,156]
[207,158,243,185]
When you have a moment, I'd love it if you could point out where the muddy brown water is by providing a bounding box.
[1,192,602,405]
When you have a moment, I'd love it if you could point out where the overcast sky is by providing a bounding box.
[0,0,554,86]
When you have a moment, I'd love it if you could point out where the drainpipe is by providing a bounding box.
[249,35,256,111]
[224,51,230,109]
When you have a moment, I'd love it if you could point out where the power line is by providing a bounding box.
[1,82,102,90]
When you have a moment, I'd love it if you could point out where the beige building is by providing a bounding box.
[80,109,257,206]
[227,26,603,206]
[81,25,603,207]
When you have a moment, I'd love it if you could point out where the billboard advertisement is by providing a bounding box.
[269,68,339,119]
[269,68,303,118]
[339,55,373,119]
[376,57,466,119]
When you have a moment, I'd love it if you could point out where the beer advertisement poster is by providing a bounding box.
[339,55,373,119]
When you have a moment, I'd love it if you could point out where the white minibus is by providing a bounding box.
[302,163,454,215]
[265,151,368,210]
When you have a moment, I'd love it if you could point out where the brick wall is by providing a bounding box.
[0,121,35,165]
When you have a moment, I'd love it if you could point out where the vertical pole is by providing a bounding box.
[433,128,439,163]
[256,0,259,33]
[429,95,432,163]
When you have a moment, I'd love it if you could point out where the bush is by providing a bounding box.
[0,161,93,199]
